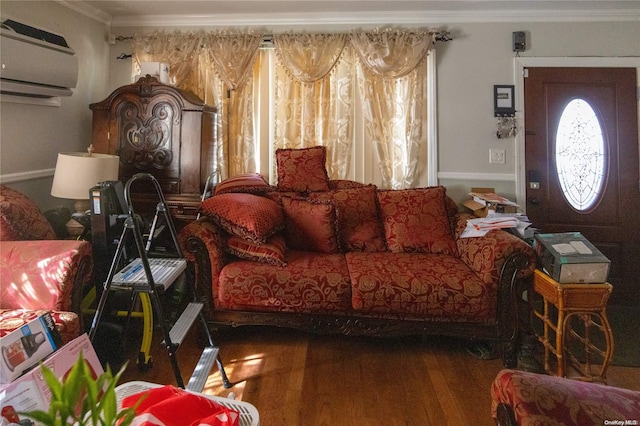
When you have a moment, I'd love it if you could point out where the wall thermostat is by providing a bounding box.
[513,31,526,52]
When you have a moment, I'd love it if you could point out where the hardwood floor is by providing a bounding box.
[116,324,640,426]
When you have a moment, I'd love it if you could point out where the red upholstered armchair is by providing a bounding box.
[491,369,640,425]
[0,185,93,344]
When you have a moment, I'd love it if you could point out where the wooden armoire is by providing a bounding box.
[90,76,217,225]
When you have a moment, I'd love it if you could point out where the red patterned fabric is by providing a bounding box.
[328,180,366,190]
[347,252,494,322]
[179,219,227,303]
[0,309,80,344]
[454,213,536,283]
[0,185,56,241]
[217,250,351,313]
[308,185,386,252]
[491,369,640,425]
[225,234,287,267]
[0,240,92,312]
[377,187,457,256]
[282,196,340,254]
[276,146,330,192]
[200,193,284,244]
[444,195,459,218]
[214,173,273,196]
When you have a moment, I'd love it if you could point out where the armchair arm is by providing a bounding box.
[179,218,228,312]
[0,240,93,317]
[454,213,536,284]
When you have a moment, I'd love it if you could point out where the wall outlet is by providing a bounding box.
[490,149,506,164]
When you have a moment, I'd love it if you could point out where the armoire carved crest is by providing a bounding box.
[90,76,217,225]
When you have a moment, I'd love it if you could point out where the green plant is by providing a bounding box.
[22,354,143,426]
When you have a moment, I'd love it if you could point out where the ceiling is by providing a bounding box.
[64,1,640,27]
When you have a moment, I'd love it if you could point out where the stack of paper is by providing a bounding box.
[461,213,534,238]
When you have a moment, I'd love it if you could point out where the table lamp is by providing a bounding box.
[51,145,119,236]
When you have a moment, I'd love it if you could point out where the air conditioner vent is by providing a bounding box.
[2,18,69,48]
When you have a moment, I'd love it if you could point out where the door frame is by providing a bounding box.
[513,57,640,210]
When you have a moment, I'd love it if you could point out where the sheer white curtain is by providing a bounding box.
[272,29,434,188]
[351,29,434,189]
[272,33,354,180]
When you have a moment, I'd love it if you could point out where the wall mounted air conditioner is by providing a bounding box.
[0,17,78,98]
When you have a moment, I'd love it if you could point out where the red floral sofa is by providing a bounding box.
[491,369,640,425]
[0,185,93,344]
[180,147,537,365]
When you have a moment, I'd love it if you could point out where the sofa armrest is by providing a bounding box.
[0,240,93,317]
[179,218,227,310]
[454,213,536,285]
[491,369,640,424]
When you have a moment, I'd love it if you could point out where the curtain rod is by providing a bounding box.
[113,30,451,44]
[114,30,451,58]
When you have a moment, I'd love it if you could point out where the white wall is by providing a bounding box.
[0,1,111,210]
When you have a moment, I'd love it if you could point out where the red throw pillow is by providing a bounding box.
[377,186,457,255]
[281,196,340,253]
[308,185,386,252]
[276,146,330,192]
[214,173,272,196]
[200,193,284,244]
[225,234,287,266]
[0,185,56,241]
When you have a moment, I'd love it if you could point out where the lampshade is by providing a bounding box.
[51,151,120,200]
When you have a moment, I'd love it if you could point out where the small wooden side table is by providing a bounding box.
[531,269,614,382]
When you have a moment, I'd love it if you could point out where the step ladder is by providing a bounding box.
[88,173,232,391]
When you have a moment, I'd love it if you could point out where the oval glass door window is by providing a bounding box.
[555,98,606,211]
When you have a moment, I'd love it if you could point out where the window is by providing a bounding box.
[555,98,607,211]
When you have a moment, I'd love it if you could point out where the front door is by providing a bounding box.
[524,67,639,305]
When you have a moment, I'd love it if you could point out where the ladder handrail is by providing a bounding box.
[197,169,219,220]
[124,173,184,258]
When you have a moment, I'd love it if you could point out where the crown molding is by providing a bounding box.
[54,0,112,25]
[57,3,640,28]
[110,9,640,28]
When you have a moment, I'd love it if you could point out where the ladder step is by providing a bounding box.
[169,302,203,345]
[111,258,186,291]
[186,346,219,393]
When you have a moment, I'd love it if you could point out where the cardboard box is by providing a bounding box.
[463,187,519,217]
[0,333,104,425]
[1,313,62,384]
[140,61,170,84]
[534,232,611,283]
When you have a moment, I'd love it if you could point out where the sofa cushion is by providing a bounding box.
[217,250,352,313]
[308,185,386,252]
[214,173,272,196]
[0,309,80,345]
[346,252,493,322]
[225,234,287,267]
[200,193,284,244]
[377,187,457,256]
[276,146,330,192]
[0,185,56,241]
[328,179,366,190]
[282,196,340,254]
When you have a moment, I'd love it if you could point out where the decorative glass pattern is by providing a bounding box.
[555,99,606,211]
